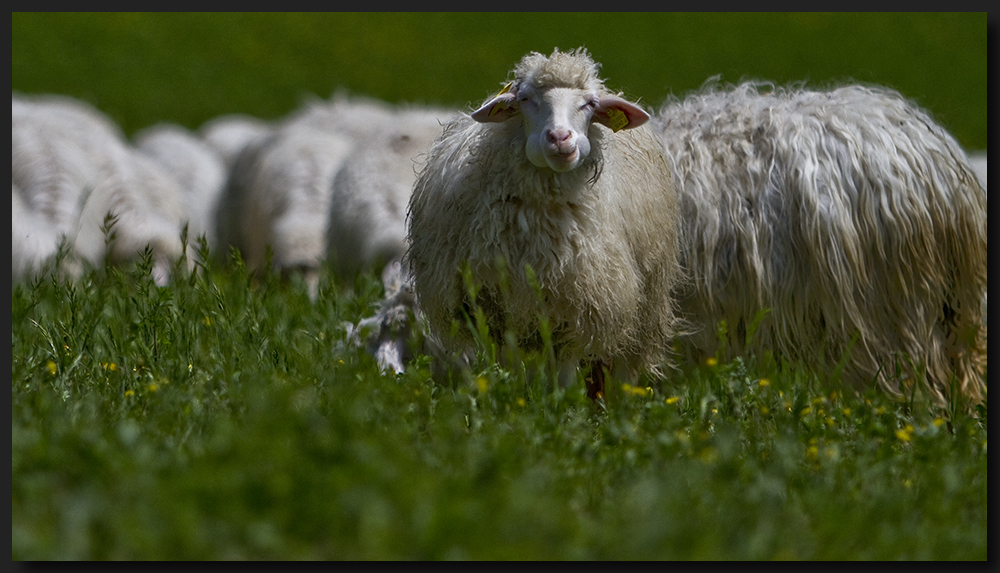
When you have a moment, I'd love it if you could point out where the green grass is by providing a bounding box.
[11,246,987,560]
[12,13,988,560]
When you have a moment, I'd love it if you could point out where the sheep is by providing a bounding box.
[134,122,229,252]
[406,48,682,400]
[325,105,455,281]
[12,93,191,285]
[652,80,987,410]
[214,119,354,297]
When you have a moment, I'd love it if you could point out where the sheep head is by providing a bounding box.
[470,48,650,173]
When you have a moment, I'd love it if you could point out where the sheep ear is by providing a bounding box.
[471,92,519,123]
[593,96,650,132]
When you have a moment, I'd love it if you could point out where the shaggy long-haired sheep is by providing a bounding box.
[406,48,682,399]
[654,80,987,409]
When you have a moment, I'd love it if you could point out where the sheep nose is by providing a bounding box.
[546,129,571,144]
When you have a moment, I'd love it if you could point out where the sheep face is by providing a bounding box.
[471,82,651,172]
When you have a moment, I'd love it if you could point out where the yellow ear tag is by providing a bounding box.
[606,108,629,133]
[495,81,513,97]
[488,81,514,117]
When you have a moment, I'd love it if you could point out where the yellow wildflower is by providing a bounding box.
[476,376,488,393]
[46,361,57,375]
[621,383,651,397]
[124,390,135,398]
[666,396,680,405]
[517,398,526,407]
[895,424,914,442]
[705,357,718,367]
[147,383,159,393]
[758,378,770,387]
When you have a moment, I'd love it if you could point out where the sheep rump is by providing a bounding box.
[654,80,987,408]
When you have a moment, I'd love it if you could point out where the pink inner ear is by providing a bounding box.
[594,96,650,130]
[471,92,518,123]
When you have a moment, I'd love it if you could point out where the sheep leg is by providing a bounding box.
[585,360,607,401]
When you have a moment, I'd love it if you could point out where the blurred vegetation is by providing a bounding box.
[12,12,987,149]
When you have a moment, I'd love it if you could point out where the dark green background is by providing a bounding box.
[13,13,987,149]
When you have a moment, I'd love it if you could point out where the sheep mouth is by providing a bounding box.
[545,147,580,170]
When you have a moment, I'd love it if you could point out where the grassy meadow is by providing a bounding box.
[12,13,988,560]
